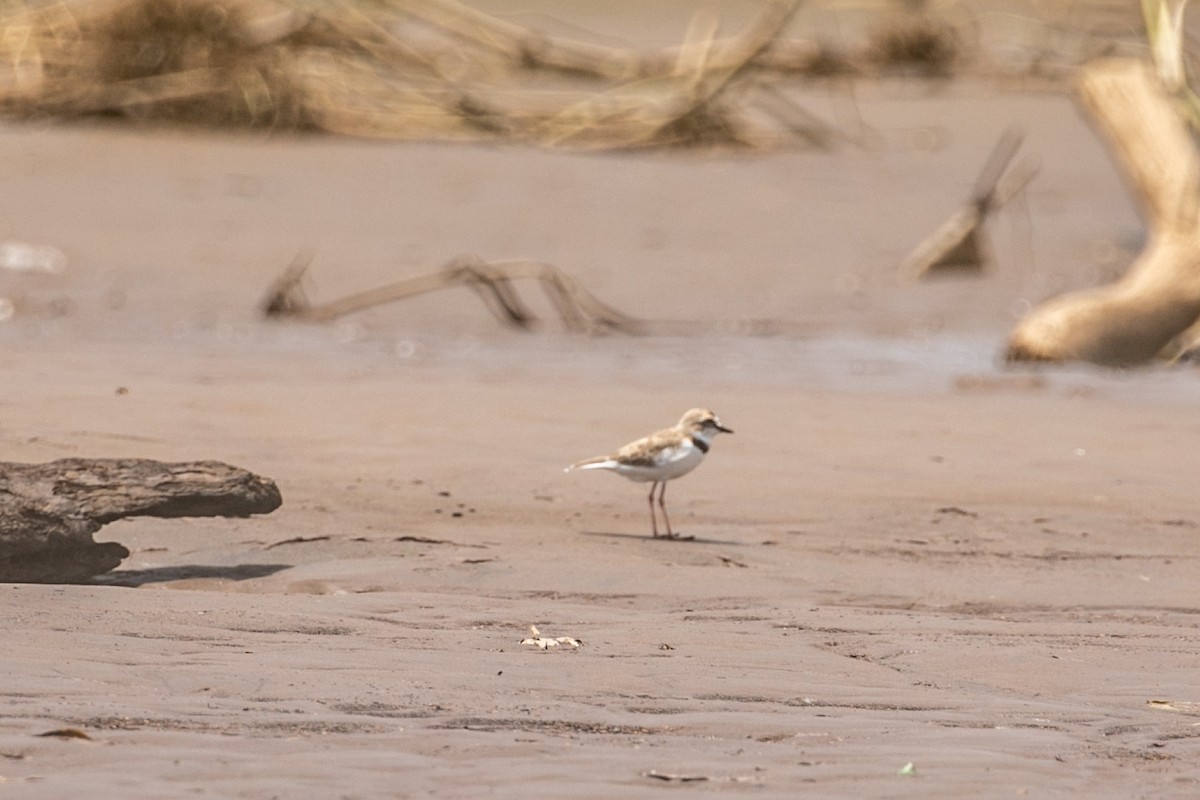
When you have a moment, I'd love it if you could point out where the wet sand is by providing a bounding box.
[2,56,1200,798]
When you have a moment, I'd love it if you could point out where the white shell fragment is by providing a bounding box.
[521,624,582,650]
[0,242,67,274]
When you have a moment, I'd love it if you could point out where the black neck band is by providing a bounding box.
[693,437,710,454]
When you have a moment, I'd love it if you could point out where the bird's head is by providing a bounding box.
[679,408,734,436]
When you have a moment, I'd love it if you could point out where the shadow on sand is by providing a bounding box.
[579,531,744,546]
[91,563,291,587]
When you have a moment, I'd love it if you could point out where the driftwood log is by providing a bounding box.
[1006,58,1200,365]
[0,459,282,583]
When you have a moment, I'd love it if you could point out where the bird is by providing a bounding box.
[565,408,734,538]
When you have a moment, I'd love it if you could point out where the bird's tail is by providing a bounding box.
[564,456,616,473]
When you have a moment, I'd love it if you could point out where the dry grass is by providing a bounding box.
[0,1,1130,148]
[0,0,838,149]
[867,19,958,78]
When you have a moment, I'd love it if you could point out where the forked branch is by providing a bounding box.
[261,252,645,334]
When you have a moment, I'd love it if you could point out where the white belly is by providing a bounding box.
[616,441,705,482]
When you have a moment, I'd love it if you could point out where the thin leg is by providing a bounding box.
[647,481,659,537]
[657,481,674,538]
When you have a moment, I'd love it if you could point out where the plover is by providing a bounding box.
[565,408,733,538]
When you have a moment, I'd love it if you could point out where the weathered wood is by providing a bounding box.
[1006,59,1200,365]
[261,252,646,335]
[0,458,282,583]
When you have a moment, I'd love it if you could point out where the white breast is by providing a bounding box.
[606,438,705,483]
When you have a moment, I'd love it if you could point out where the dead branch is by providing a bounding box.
[0,458,282,583]
[261,252,645,334]
[1007,58,1200,366]
[259,253,795,336]
[900,126,1036,279]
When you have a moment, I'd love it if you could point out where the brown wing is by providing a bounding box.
[613,427,684,468]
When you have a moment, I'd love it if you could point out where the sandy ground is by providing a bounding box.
[3,19,1200,796]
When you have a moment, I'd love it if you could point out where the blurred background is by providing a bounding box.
[0,0,1173,381]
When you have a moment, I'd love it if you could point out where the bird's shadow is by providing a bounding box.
[90,563,291,587]
[579,530,745,547]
